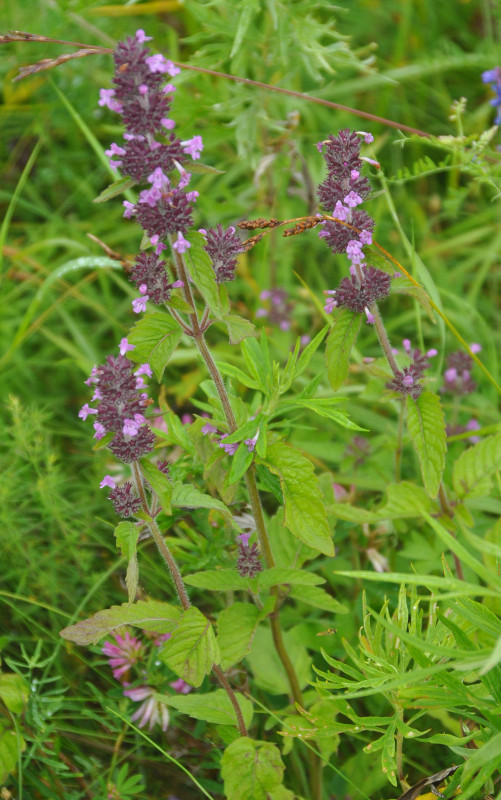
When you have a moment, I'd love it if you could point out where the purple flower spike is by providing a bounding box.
[237,543,263,578]
[326,266,391,316]
[203,224,243,283]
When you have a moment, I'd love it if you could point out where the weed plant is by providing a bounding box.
[0,3,500,800]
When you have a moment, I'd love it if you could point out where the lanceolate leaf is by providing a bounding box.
[185,232,223,319]
[140,460,172,515]
[325,309,362,391]
[217,603,261,669]
[128,312,183,381]
[257,568,326,591]
[406,391,446,498]
[264,442,334,556]
[452,432,501,500]
[221,737,285,800]
[159,688,253,728]
[114,521,139,602]
[289,584,348,614]
[94,176,136,203]
[183,570,250,592]
[159,606,219,687]
[60,600,181,645]
[171,483,234,526]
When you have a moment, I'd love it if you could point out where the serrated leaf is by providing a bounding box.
[114,521,139,603]
[0,674,28,713]
[60,600,181,645]
[128,312,183,381]
[159,606,219,687]
[185,232,223,318]
[94,176,136,203]
[289,584,348,614]
[452,432,501,500]
[171,483,233,525]
[217,603,261,669]
[264,442,334,556]
[140,461,172,515]
[406,391,446,498]
[257,568,325,591]
[331,482,432,523]
[184,569,249,592]
[221,737,285,800]
[325,310,362,390]
[159,688,253,728]
[224,314,256,345]
[228,442,254,484]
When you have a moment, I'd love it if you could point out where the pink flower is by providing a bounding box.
[119,337,135,356]
[170,678,193,695]
[145,54,180,77]
[123,686,170,730]
[132,295,148,314]
[172,232,191,253]
[134,363,153,378]
[135,29,152,43]
[78,403,98,420]
[103,632,144,681]
[181,135,204,160]
[100,475,116,489]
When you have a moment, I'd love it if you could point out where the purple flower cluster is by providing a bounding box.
[130,252,183,305]
[237,543,263,578]
[441,344,481,396]
[78,339,155,463]
[255,288,293,331]
[201,224,243,283]
[482,67,501,125]
[324,265,391,324]
[201,422,259,454]
[386,339,438,399]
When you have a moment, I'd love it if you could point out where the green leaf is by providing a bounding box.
[460,732,501,800]
[331,481,432,523]
[224,314,256,345]
[216,361,262,391]
[228,442,254,484]
[241,336,271,393]
[230,0,260,58]
[140,461,172,515]
[114,521,139,603]
[184,570,249,592]
[159,688,253,728]
[128,312,183,381]
[217,603,261,669]
[246,626,311,695]
[188,161,225,175]
[406,391,446,497]
[293,325,329,381]
[257,568,325,591]
[391,276,434,319]
[60,600,181,645]
[94,176,136,203]
[255,463,283,502]
[171,483,233,525]
[221,737,285,800]
[0,674,28,713]
[160,606,219,688]
[325,310,362,390]
[0,720,24,783]
[280,398,366,431]
[452,432,501,500]
[264,442,334,556]
[289,584,348,614]
[185,232,223,318]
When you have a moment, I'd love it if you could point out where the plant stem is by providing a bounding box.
[213,664,248,737]
[371,304,400,376]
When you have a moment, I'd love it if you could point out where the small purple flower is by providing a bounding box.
[78,403,98,421]
[219,437,239,456]
[100,475,117,489]
[324,266,392,321]
[123,686,170,730]
[132,295,148,314]
[201,422,218,435]
[386,341,436,399]
[244,432,259,452]
[134,363,153,378]
[172,231,191,253]
[119,337,135,355]
[237,531,252,546]
[93,422,106,440]
[103,631,144,680]
[441,350,477,395]
[181,135,204,160]
[482,67,501,123]
[255,288,293,330]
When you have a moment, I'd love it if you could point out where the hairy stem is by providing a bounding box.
[213,665,248,737]
[371,304,400,376]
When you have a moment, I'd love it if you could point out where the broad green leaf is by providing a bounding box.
[114,521,139,603]
[217,603,261,669]
[331,482,432,523]
[159,688,253,728]
[60,600,181,645]
[160,606,219,687]
[289,584,348,614]
[185,232,223,319]
[224,314,256,345]
[325,310,362,390]
[171,483,234,526]
[94,176,136,203]
[0,674,28,713]
[221,737,285,800]
[128,312,183,381]
[279,398,366,431]
[228,442,254,484]
[452,432,501,500]
[257,568,325,591]
[0,720,24,783]
[140,460,172,515]
[184,570,249,592]
[264,442,334,556]
[246,626,311,695]
[406,391,446,497]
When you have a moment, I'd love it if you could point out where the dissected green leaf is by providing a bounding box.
[452,431,501,500]
[128,312,183,381]
[140,460,172,515]
[264,442,334,556]
[325,310,362,390]
[60,600,181,645]
[460,732,501,800]
[406,391,446,497]
[160,606,219,687]
[217,603,261,669]
[221,737,285,800]
[114,521,139,603]
[159,688,253,728]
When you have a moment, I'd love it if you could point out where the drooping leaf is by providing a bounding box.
[160,606,219,687]
[171,483,234,526]
[217,603,261,669]
[264,442,334,556]
[183,570,250,592]
[128,312,183,381]
[114,521,139,602]
[452,432,501,500]
[278,397,366,431]
[60,600,181,645]
[221,737,285,800]
[159,688,253,728]
[216,361,262,391]
[140,460,172,515]
[406,391,446,497]
[325,310,362,390]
